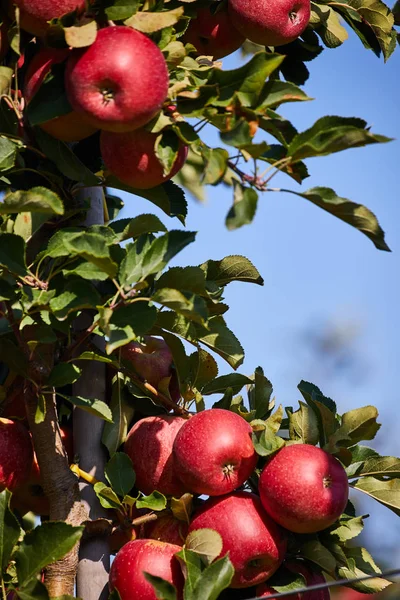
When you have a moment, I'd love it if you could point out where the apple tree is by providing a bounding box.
[0,0,399,599]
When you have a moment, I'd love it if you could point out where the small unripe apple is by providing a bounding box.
[65,26,169,132]
[259,444,349,534]
[188,492,287,588]
[100,128,188,189]
[0,418,33,492]
[228,0,311,47]
[183,5,245,59]
[256,560,329,598]
[124,415,188,496]
[173,408,257,496]
[144,514,188,546]
[9,0,85,37]
[24,48,97,142]
[119,336,175,389]
[109,539,184,600]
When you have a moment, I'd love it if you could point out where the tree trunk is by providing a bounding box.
[74,187,110,600]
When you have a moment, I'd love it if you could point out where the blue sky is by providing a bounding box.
[113,33,400,566]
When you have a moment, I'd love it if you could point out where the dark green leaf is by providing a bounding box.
[144,573,177,600]
[248,367,273,420]
[155,267,206,296]
[176,548,203,597]
[191,555,235,600]
[110,214,167,242]
[0,187,64,215]
[47,363,82,387]
[226,183,258,231]
[102,374,135,455]
[300,540,337,572]
[49,280,101,320]
[202,373,253,396]
[298,380,336,411]
[105,0,139,20]
[200,255,263,287]
[0,489,20,571]
[105,452,136,497]
[26,62,71,125]
[15,579,49,600]
[106,303,158,353]
[0,233,27,276]
[136,491,167,511]
[326,406,381,452]
[15,522,83,587]
[197,316,244,370]
[65,396,113,422]
[152,288,209,324]
[0,136,18,171]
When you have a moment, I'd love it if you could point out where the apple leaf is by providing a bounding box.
[252,426,285,457]
[338,546,392,594]
[300,540,337,573]
[136,491,167,511]
[64,396,113,423]
[202,373,253,396]
[63,231,118,278]
[0,490,20,571]
[144,573,177,600]
[257,79,313,110]
[106,303,158,353]
[105,452,136,498]
[247,367,274,421]
[298,380,338,447]
[288,401,320,445]
[94,483,123,510]
[105,0,140,21]
[348,452,400,479]
[200,255,264,287]
[108,590,122,600]
[323,514,365,543]
[155,267,207,296]
[226,183,258,231]
[0,187,64,215]
[265,565,306,593]
[190,555,235,600]
[102,374,135,455]
[171,494,193,524]
[0,233,28,276]
[47,363,82,387]
[64,20,97,48]
[177,548,203,597]
[197,316,245,370]
[125,7,184,33]
[110,214,167,242]
[351,476,400,516]
[185,529,223,566]
[15,522,83,588]
[0,136,19,171]
[325,406,381,453]
[14,579,49,600]
[152,288,209,324]
[49,280,101,320]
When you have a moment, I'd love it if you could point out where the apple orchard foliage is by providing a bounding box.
[0,0,399,598]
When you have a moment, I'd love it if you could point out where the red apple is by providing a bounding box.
[183,5,245,59]
[228,0,311,47]
[259,444,349,534]
[0,418,33,492]
[119,336,175,389]
[124,415,187,497]
[256,560,329,598]
[109,539,184,600]
[65,26,169,132]
[9,0,85,37]
[100,127,188,189]
[173,408,257,496]
[144,514,188,546]
[188,492,287,588]
[331,588,374,598]
[24,47,97,142]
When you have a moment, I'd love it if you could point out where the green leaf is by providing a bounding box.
[210,52,285,107]
[202,374,253,396]
[257,79,313,110]
[94,482,123,510]
[348,452,400,479]
[144,573,177,600]
[189,348,219,392]
[252,427,285,457]
[152,288,208,324]
[0,489,20,571]
[106,303,158,354]
[110,214,167,242]
[185,529,223,565]
[105,453,136,497]
[15,579,49,600]
[0,136,18,171]
[326,406,381,452]
[64,395,113,422]
[0,233,27,276]
[0,338,28,376]
[176,548,203,597]
[338,546,392,593]
[0,187,64,215]
[352,476,400,516]
[265,565,306,593]
[125,7,184,33]
[298,380,337,447]
[102,374,135,455]
[288,401,320,445]
[47,363,82,387]
[136,491,167,511]
[62,261,110,282]
[286,186,390,251]
[200,255,263,286]
[325,514,365,542]
[197,316,245,370]
[300,540,337,573]
[155,267,206,296]
[63,232,118,278]
[287,116,391,162]
[226,183,258,231]
[105,0,139,20]
[49,280,101,320]
[26,63,71,125]
[141,231,197,281]
[248,367,274,420]
[201,147,229,185]
[191,555,235,600]
[15,522,83,587]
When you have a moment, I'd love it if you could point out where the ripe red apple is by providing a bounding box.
[144,514,188,546]
[100,127,188,189]
[0,418,33,492]
[65,26,169,133]
[24,47,97,142]
[188,492,287,588]
[256,560,329,599]
[173,408,257,496]
[228,0,311,47]
[124,415,188,496]
[331,588,374,598]
[183,5,245,59]
[259,444,349,534]
[109,539,184,600]
[9,0,85,37]
[119,336,175,389]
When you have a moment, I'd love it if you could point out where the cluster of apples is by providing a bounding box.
[109,407,350,599]
[5,0,311,190]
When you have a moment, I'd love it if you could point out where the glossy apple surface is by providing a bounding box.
[259,444,349,534]
[0,418,33,492]
[119,336,174,389]
[228,0,311,47]
[10,0,85,37]
[124,415,187,496]
[144,514,188,546]
[109,539,184,600]
[188,492,287,588]
[24,47,97,142]
[66,26,169,132]
[173,408,257,496]
[256,560,329,598]
[183,5,245,59]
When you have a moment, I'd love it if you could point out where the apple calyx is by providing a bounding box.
[222,463,236,478]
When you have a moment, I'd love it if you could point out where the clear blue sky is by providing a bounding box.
[113,33,400,566]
